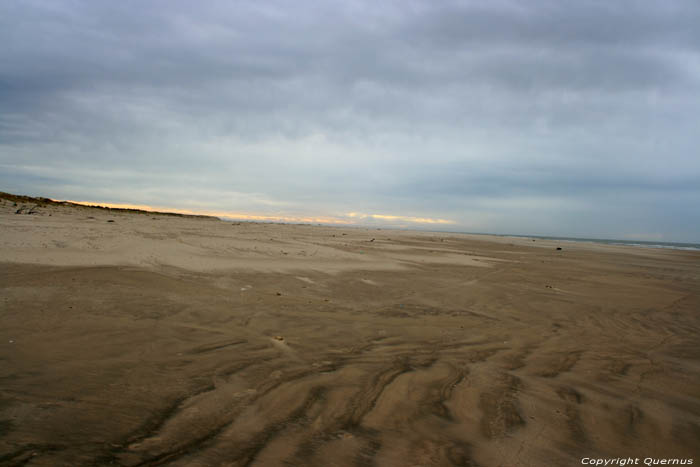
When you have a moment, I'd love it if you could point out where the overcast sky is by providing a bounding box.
[1,1,699,241]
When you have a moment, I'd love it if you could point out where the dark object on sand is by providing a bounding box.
[556,247,562,251]
[15,205,39,215]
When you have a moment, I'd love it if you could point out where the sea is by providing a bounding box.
[488,234,700,251]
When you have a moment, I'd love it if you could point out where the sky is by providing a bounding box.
[1,1,699,242]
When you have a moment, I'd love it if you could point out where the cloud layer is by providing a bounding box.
[2,1,699,241]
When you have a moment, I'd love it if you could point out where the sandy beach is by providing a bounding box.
[1,194,699,466]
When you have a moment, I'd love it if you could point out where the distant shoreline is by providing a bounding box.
[469,233,700,252]
[3,190,697,250]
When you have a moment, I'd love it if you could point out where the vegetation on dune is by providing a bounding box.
[0,191,219,220]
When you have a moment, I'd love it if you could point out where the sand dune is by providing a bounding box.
[1,196,699,466]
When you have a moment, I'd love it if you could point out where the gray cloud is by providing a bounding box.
[1,0,699,241]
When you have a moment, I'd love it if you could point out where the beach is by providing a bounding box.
[1,195,699,466]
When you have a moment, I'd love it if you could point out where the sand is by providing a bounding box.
[1,195,699,466]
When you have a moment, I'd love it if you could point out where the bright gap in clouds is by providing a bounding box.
[63,201,455,227]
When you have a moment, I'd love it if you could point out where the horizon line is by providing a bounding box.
[62,199,457,227]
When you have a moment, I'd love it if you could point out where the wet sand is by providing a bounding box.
[1,196,699,466]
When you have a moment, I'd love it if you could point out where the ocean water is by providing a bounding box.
[493,234,700,251]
